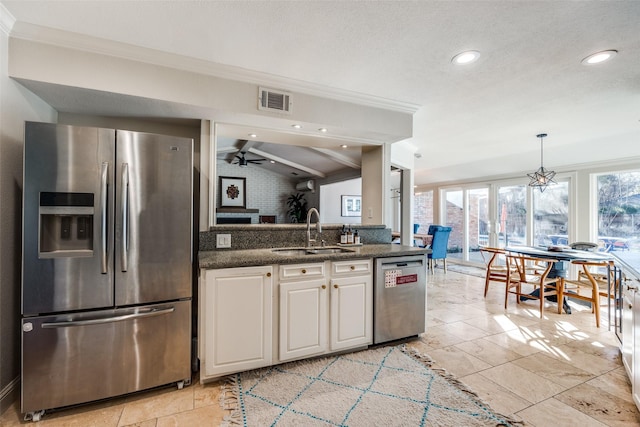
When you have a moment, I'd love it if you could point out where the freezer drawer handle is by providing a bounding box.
[100,162,109,274]
[40,307,175,328]
[121,163,129,272]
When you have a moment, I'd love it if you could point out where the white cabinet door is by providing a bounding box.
[330,274,372,351]
[622,286,634,378]
[633,289,640,410]
[201,266,273,380]
[279,278,328,361]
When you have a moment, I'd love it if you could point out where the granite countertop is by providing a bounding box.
[199,244,430,269]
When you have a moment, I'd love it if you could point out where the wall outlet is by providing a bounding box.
[216,234,231,248]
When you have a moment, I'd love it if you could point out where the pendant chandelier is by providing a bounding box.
[527,133,556,192]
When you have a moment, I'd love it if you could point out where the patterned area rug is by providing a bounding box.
[220,345,522,426]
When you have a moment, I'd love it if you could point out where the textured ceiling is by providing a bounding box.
[3,1,640,185]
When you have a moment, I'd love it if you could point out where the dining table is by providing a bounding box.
[505,245,615,325]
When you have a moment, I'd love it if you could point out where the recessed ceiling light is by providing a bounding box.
[451,50,480,65]
[292,124,302,129]
[581,50,617,65]
[269,160,275,164]
[248,133,257,138]
[340,144,348,149]
[318,128,328,133]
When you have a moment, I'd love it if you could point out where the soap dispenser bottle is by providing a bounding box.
[347,225,354,244]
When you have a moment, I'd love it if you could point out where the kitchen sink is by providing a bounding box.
[306,247,355,255]
[271,248,309,256]
[272,247,355,256]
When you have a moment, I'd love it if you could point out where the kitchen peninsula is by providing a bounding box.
[198,224,430,381]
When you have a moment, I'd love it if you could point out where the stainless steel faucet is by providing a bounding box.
[306,208,322,247]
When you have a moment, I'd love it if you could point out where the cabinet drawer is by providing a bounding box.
[280,262,325,280]
[331,259,371,275]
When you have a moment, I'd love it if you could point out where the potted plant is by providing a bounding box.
[286,193,308,223]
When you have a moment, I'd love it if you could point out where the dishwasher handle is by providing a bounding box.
[380,260,424,269]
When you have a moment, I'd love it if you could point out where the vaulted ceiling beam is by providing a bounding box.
[248,147,327,178]
[311,147,361,169]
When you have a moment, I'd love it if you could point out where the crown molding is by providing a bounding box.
[9,21,420,115]
[0,3,16,35]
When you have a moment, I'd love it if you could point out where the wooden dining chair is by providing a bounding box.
[575,258,617,300]
[480,247,517,297]
[561,260,614,328]
[505,253,563,318]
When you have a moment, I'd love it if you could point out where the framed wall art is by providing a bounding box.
[341,195,361,217]
[220,176,246,208]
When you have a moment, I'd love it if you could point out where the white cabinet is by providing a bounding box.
[279,262,328,361]
[330,260,372,351]
[621,283,633,378]
[200,266,273,381]
[279,277,328,361]
[633,288,640,409]
[279,259,372,362]
[619,268,640,411]
[199,258,373,378]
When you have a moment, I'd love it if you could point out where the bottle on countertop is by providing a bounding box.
[340,225,347,244]
[354,229,360,244]
[347,225,354,244]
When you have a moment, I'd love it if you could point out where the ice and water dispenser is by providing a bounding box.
[39,192,94,257]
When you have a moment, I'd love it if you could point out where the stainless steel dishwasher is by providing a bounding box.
[374,254,427,344]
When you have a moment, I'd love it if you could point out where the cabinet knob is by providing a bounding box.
[334,284,339,289]
[322,285,326,289]
[301,269,307,274]
[350,265,355,270]
[266,272,271,277]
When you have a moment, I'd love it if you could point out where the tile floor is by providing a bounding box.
[1,267,639,426]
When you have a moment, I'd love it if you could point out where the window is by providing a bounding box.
[469,188,489,262]
[497,185,527,248]
[533,181,569,247]
[429,176,577,267]
[597,171,640,252]
[440,187,488,262]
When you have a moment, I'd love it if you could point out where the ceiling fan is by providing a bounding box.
[233,151,266,168]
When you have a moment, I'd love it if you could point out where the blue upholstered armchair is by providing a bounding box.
[426,225,452,273]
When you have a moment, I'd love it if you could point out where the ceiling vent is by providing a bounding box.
[258,87,292,114]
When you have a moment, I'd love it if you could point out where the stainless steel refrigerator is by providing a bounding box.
[21,122,193,420]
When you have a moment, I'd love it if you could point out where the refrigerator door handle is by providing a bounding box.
[100,162,109,274]
[121,163,129,272]
[40,306,175,328]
